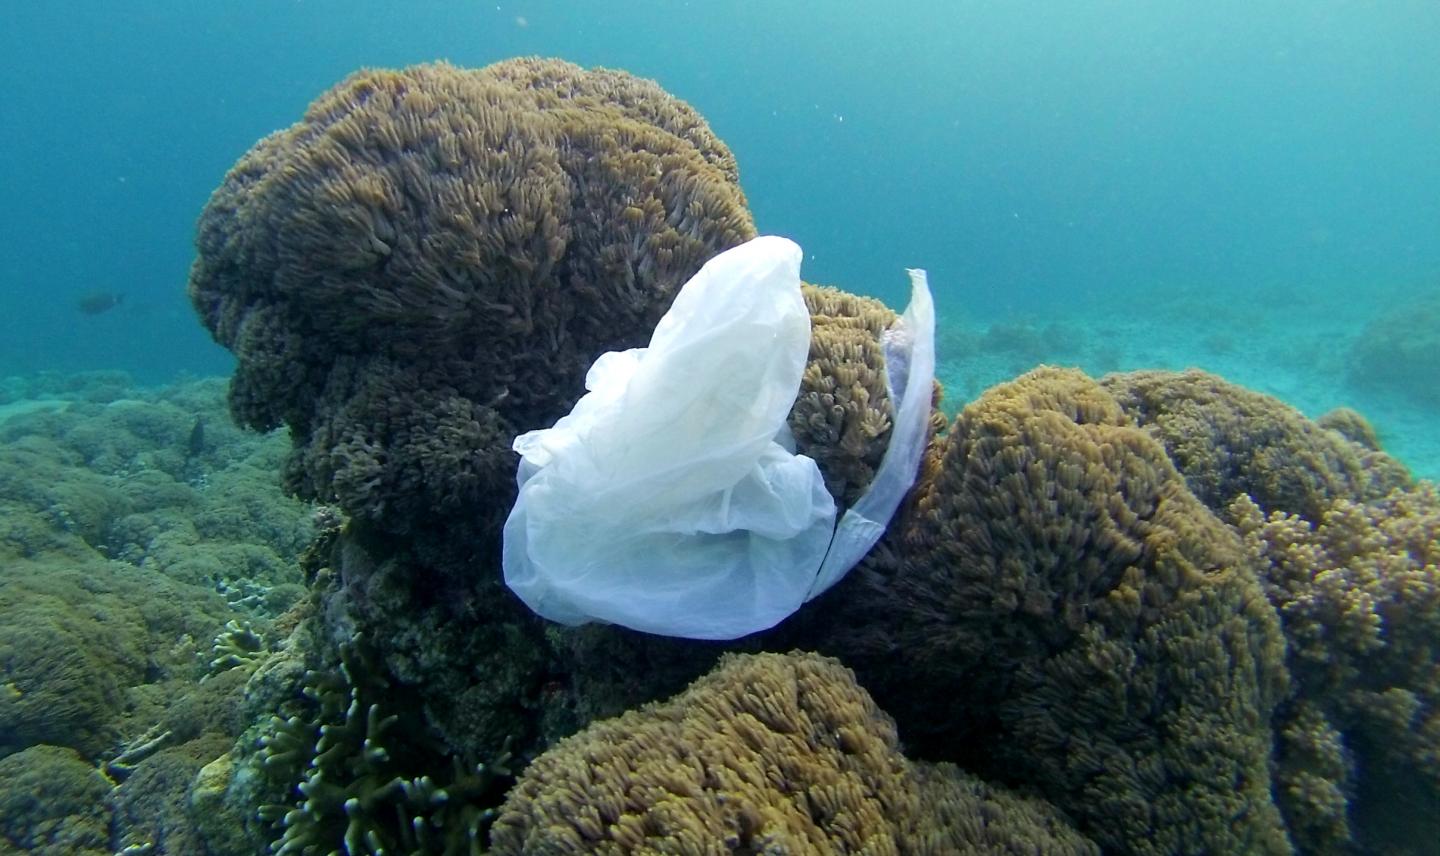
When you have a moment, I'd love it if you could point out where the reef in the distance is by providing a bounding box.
[6,56,1435,856]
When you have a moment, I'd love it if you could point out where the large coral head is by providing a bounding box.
[188,58,755,534]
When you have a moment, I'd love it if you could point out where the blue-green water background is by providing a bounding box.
[3,1,1438,467]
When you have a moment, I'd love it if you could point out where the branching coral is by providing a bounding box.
[189,58,755,539]
[1232,484,1440,854]
[256,641,516,856]
[491,651,1098,855]
[1101,368,1411,520]
[205,618,267,678]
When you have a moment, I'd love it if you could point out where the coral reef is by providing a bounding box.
[0,549,257,853]
[184,61,961,833]
[165,54,1440,856]
[980,320,1085,365]
[0,552,232,759]
[1101,368,1412,520]
[189,58,755,540]
[492,651,1098,855]
[253,640,517,856]
[792,367,1292,854]
[790,284,946,506]
[0,374,312,603]
[1347,295,1440,409]
[0,373,316,854]
[110,735,237,855]
[1232,484,1440,855]
[0,745,112,855]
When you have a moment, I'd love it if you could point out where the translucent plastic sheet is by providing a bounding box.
[502,237,935,639]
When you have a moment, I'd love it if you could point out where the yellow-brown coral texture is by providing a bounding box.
[803,367,1292,855]
[189,58,754,534]
[490,651,1098,855]
[1234,484,1440,854]
[1101,369,1411,520]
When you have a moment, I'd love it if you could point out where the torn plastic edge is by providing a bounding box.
[804,267,936,601]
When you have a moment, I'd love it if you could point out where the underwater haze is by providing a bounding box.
[2,4,1440,319]
[2,0,1439,456]
[2,7,1440,350]
[7,4,1440,854]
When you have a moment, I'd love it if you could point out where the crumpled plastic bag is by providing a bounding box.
[502,235,934,639]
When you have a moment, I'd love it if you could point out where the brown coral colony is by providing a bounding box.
[189,58,755,535]
[183,57,1439,856]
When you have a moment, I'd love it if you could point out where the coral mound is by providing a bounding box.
[179,54,1440,856]
[189,58,755,535]
[1234,484,1440,854]
[490,651,1098,855]
[800,367,1292,855]
[1101,368,1411,520]
[1347,295,1440,409]
[0,745,111,855]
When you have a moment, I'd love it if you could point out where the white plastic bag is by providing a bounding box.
[501,236,936,639]
[502,236,836,639]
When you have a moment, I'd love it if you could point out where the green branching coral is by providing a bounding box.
[1232,484,1440,854]
[257,642,516,855]
[492,651,1097,855]
[206,618,268,677]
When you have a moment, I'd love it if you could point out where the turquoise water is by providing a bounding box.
[2,6,1440,472]
[3,6,1440,853]
[2,0,1438,451]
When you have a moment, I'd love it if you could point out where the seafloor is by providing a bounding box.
[935,282,1440,484]
[0,293,1435,853]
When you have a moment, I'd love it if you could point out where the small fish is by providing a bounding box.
[77,290,125,315]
